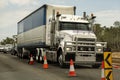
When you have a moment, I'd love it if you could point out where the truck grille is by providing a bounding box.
[78,46,95,51]
[77,38,95,42]
[64,38,96,53]
[76,38,95,51]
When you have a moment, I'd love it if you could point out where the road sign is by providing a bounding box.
[105,69,113,80]
[104,52,112,69]
[104,51,113,80]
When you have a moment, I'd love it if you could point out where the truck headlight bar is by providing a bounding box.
[97,48,102,52]
[66,47,72,51]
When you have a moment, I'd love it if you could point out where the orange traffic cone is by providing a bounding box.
[43,55,48,69]
[101,61,105,80]
[29,54,34,65]
[69,59,76,77]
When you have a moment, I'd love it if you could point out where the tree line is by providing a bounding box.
[0,37,15,45]
[93,21,120,51]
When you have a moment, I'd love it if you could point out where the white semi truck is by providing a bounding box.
[17,4,106,67]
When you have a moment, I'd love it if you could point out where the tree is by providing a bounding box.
[0,37,15,45]
[93,24,104,41]
[94,21,120,51]
[113,21,120,27]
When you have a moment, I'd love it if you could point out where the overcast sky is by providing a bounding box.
[0,0,120,41]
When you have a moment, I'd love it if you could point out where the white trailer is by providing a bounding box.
[17,4,106,67]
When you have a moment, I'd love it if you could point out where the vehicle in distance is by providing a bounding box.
[0,45,4,52]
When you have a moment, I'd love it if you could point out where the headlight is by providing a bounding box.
[80,47,84,51]
[88,47,91,51]
[66,47,72,51]
[97,48,102,52]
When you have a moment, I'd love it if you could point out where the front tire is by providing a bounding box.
[58,51,65,68]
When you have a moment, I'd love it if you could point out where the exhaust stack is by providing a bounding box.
[83,12,86,19]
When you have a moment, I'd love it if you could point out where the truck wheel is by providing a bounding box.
[36,52,43,63]
[17,53,20,58]
[36,55,41,63]
[20,52,26,59]
[58,54,65,68]
[21,53,24,59]
[39,55,43,63]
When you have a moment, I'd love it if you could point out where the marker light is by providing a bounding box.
[56,11,61,17]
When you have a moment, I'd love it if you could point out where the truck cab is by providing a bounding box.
[46,14,106,67]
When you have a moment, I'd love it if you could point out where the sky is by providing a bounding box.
[0,0,120,41]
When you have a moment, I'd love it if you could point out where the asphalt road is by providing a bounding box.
[0,52,120,80]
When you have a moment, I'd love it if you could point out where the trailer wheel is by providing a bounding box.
[36,54,42,63]
[36,50,43,63]
[21,53,23,59]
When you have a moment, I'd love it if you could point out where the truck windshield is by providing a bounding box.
[59,22,90,31]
